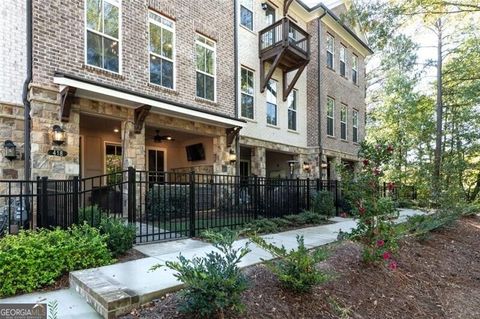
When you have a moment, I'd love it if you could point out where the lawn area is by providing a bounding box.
[122,215,480,319]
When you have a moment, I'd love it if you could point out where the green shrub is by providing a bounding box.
[406,210,459,240]
[396,198,413,208]
[152,229,250,318]
[282,214,304,226]
[311,190,335,216]
[243,218,278,234]
[298,211,328,224]
[251,235,329,293]
[79,206,136,257]
[147,185,189,220]
[460,203,480,216]
[271,217,292,228]
[0,224,113,297]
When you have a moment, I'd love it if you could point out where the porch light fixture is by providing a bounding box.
[113,128,119,133]
[287,160,298,177]
[261,2,268,10]
[3,140,17,161]
[229,149,237,164]
[52,125,66,146]
[303,162,311,172]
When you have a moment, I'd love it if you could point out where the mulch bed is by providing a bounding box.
[121,216,480,319]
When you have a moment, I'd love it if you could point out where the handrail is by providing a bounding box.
[259,17,310,55]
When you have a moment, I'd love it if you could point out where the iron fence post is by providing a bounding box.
[335,180,339,216]
[296,177,300,214]
[306,178,310,210]
[189,171,196,237]
[316,178,320,192]
[40,176,48,228]
[72,176,79,225]
[127,167,136,223]
[253,175,259,219]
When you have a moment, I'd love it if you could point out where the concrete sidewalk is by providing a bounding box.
[0,209,422,319]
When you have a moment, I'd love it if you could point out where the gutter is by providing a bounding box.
[23,0,33,181]
[234,0,240,175]
[317,12,327,169]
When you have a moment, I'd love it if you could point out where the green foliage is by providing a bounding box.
[146,185,189,220]
[79,206,136,257]
[241,212,328,236]
[251,235,329,293]
[298,211,329,224]
[0,224,113,297]
[243,218,279,234]
[311,190,336,216]
[405,210,460,240]
[151,229,250,318]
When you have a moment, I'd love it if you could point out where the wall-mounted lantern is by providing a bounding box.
[287,160,299,177]
[261,2,268,10]
[303,162,311,172]
[52,125,66,146]
[4,140,17,161]
[229,149,237,164]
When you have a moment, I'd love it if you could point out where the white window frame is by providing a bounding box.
[103,141,122,175]
[339,44,346,77]
[352,54,358,84]
[266,79,278,126]
[353,109,359,143]
[340,104,348,140]
[84,0,122,74]
[195,34,217,102]
[326,33,335,70]
[287,89,297,131]
[240,66,255,120]
[148,11,175,90]
[327,97,335,137]
[240,0,254,31]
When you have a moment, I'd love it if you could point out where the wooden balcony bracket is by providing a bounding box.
[134,105,151,134]
[226,126,241,147]
[59,86,76,122]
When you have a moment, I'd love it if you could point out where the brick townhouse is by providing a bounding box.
[0,0,371,182]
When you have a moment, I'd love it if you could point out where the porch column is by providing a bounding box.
[330,157,342,181]
[250,146,266,177]
[294,152,319,179]
[213,135,236,175]
[121,109,146,171]
[29,85,80,179]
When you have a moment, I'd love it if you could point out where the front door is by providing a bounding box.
[147,148,166,183]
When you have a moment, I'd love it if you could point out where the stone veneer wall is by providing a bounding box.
[0,103,25,180]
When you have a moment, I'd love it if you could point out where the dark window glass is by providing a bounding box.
[240,6,253,30]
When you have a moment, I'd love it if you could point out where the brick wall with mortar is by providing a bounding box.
[306,19,367,160]
[31,0,236,117]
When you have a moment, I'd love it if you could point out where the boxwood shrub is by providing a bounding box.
[0,224,113,297]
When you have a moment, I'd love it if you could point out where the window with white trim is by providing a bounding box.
[326,34,334,69]
[340,104,347,140]
[149,11,174,89]
[352,54,358,84]
[327,97,335,137]
[240,67,254,119]
[196,34,216,101]
[340,45,346,77]
[266,79,277,126]
[240,0,253,31]
[85,0,120,73]
[288,90,297,131]
[353,109,359,142]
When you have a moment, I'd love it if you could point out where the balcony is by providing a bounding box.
[259,17,310,100]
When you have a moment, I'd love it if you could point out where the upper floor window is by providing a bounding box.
[352,54,358,84]
[266,79,277,126]
[339,45,346,77]
[240,67,254,119]
[340,104,347,140]
[353,109,359,143]
[240,0,253,31]
[326,34,334,70]
[149,12,174,89]
[265,3,276,26]
[288,90,297,131]
[196,34,216,101]
[327,97,335,137]
[85,0,120,73]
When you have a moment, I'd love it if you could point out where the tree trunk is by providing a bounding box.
[433,18,443,203]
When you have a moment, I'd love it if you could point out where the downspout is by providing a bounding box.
[317,12,326,177]
[234,0,240,175]
[23,0,32,182]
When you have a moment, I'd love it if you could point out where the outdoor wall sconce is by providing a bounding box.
[4,140,17,161]
[303,162,311,172]
[229,149,237,164]
[261,2,268,10]
[287,160,299,177]
[52,125,66,146]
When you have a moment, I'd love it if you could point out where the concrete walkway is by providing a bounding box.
[0,209,422,319]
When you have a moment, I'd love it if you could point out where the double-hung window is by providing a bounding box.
[288,90,297,131]
[196,34,216,101]
[340,104,347,140]
[266,79,277,126]
[339,45,346,77]
[352,54,358,84]
[240,67,254,119]
[86,0,121,73]
[327,97,335,137]
[149,11,174,89]
[353,109,359,143]
[240,0,254,31]
[326,34,334,69]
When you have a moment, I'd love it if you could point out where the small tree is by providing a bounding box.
[342,141,399,268]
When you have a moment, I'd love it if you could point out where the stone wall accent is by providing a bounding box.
[213,135,235,175]
[121,110,146,171]
[32,0,236,118]
[250,146,266,177]
[29,85,80,179]
[0,103,25,180]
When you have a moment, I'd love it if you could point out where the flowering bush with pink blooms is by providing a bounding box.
[341,141,399,266]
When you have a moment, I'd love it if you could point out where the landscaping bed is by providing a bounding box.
[122,215,480,319]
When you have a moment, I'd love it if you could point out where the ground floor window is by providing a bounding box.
[105,143,122,184]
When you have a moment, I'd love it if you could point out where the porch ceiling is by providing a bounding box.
[53,73,245,129]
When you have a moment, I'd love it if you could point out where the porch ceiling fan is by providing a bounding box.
[152,130,175,143]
